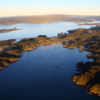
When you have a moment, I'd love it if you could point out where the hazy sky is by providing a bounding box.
[0,0,100,16]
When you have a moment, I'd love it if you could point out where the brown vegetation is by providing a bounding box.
[0,28,20,33]
[0,15,92,25]
[0,26,100,96]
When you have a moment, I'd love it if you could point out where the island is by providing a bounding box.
[0,27,20,33]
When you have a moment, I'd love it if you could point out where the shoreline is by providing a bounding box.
[0,28,21,33]
[0,26,100,96]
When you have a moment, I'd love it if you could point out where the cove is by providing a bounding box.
[0,44,99,100]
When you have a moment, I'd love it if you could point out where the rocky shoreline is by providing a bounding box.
[0,26,100,96]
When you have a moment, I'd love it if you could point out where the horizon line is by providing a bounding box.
[0,14,100,18]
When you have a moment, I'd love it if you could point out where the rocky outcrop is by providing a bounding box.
[0,39,16,50]
[66,28,100,96]
[89,84,100,96]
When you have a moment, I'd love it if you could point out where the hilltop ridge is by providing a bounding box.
[0,14,93,25]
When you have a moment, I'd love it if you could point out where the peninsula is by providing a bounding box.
[0,27,20,33]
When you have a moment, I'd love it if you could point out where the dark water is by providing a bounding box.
[0,44,99,100]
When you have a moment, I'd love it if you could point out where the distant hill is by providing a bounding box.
[0,15,92,25]
[84,16,100,21]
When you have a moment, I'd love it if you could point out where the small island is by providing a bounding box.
[0,27,20,33]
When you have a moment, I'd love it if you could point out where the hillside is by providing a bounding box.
[0,15,92,25]
[84,16,100,21]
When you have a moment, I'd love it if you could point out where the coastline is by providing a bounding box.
[0,26,100,96]
[0,28,21,33]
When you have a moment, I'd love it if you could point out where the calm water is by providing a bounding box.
[0,21,95,41]
[0,22,99,100]
[0,45,99,100]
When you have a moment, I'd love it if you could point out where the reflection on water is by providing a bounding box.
[0,44,99,100]
[41,43,62,50]
[0,21,95,41]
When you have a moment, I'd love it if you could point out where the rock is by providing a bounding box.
[72,73,89,86]
[38,35,47,38]
[77,45,82,48]
[0,66,3,70]
[87,54,94,58]
[0,60,9,67]
[79,49,84,52]
[95,59,100,63]
[89,84,100,96]
[67,45,77,49]
[0,39,16,45]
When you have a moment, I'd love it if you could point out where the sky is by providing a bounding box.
[0,0,100,16]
